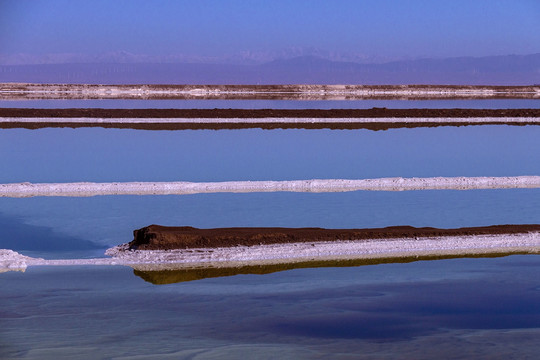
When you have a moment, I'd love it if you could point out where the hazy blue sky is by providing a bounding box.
[1,0,539,61]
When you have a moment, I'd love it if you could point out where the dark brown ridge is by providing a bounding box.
[2,121,538,131]
[1,108,539,118]
[129,224,540,250]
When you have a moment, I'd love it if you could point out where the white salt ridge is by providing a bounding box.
[0,117,538,124]
[1,176,540,197]
[1,232,539,272]
[0,249,34,272]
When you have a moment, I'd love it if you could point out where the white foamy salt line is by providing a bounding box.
[1,176,540,197]
[0,117,539,124]
[2,232,540,271]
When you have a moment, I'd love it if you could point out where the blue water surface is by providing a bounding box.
[1,98,539,109]
[2,255,540,359]
[1,113,540,359]
[1,126,539,183]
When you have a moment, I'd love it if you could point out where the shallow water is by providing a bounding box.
[1,126,539,183]
[1,109,540,358]
[2,256,540,359]
[1,125,539,258]
[1,98,539,109]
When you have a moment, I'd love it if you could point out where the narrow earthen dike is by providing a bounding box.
[1,108,540,119]
[129,224,540,250]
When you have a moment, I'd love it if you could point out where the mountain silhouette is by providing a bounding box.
[1,54,538,85]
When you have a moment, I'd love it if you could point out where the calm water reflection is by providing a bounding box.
[2,255,540,359]
[1,125,539,258]
[1,109,539,358]
[131,253,527,285]
[1,98,539,109]
[2,126,540,183]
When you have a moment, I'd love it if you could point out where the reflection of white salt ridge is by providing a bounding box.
[1,232,539,271]
[1,176,540,197]
[0,117,539,124]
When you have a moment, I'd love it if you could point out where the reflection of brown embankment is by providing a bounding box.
[2,121,538,131]
[130,224,540,250]
[133,253,527,285]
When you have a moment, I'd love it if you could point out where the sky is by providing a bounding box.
[1,0,539,63]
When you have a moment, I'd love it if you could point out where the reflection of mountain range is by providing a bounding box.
[0,53,538,85]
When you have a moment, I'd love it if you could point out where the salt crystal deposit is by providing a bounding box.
[1,176,540,197]
[2,232,539,272]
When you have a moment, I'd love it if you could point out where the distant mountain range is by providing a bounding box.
[0,48,401,66]
[0,53,538,85]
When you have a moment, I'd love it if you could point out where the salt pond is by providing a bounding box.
[1,98,539,109]
[2,256,540,359]
[1,120,539,358]
[1,126,540,183]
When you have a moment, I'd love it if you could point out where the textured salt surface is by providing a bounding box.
[1,176,540,197]
[2,83,539,104]
[2,83,538,100]
[1,233,539,272]
[0,249,34,272]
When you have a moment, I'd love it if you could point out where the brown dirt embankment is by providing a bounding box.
[1,108,539,118]
[129,224,540,250]
[1,108,539,130]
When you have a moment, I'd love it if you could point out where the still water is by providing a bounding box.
[1,98,539,109]
[1,122,540,358]
[1,126,539,183]
[2,256,540,359]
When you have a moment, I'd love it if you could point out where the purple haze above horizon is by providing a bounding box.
[1,0,539,65]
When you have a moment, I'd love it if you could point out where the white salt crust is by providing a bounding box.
[1,176,540,197]
[2,232,539,272]
[1,83,539,99]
